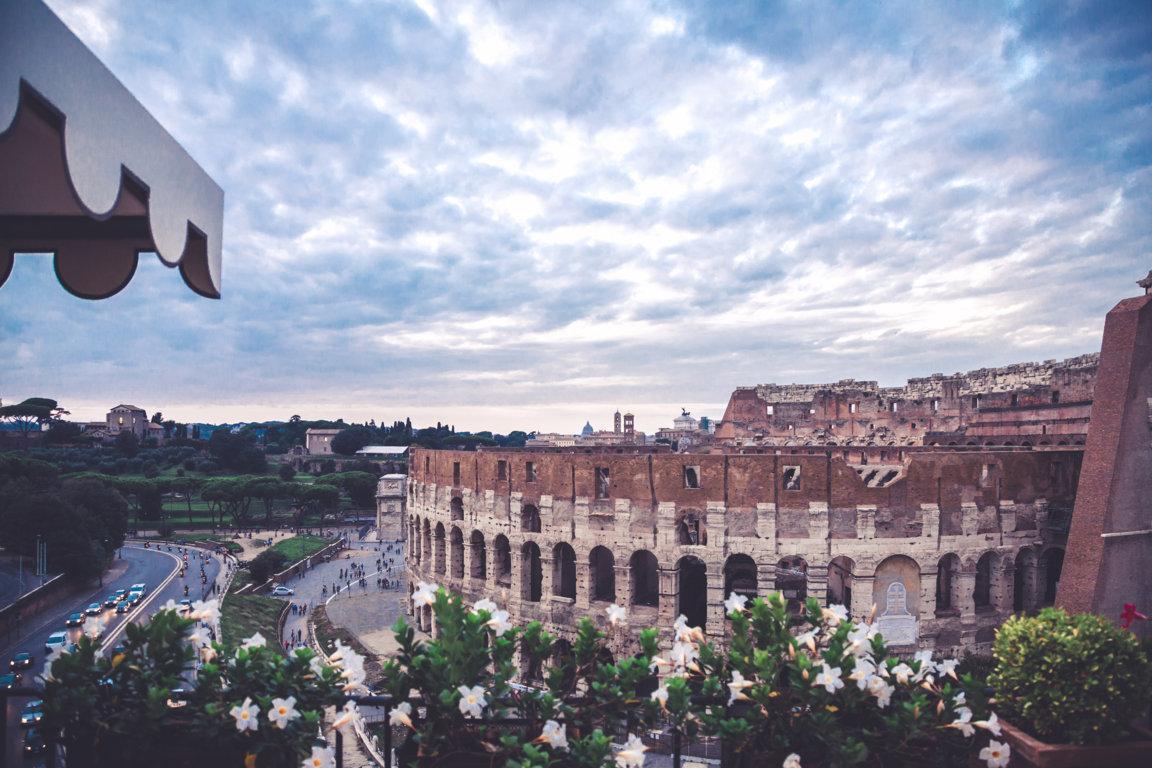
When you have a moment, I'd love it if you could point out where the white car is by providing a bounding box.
[44,631,68,655]
[270,585,294,596]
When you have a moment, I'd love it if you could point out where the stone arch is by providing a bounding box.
[450,526,465,579]
[630,550,659,607]
[723,554,758,601]
[450,496,464,521]
[521,503,541,533]
[589,546,616,603]
[411,516,421,564]
[1041,547,1065,606]
[677,508,707,545]
[974,550,996,609]
[422,520,432,570]
[470,530,487,580]
[677,555,708,628]
[873,554,921,646]
[1013,546,1039,613]
[493,534,511,587]
[827,555,855,607]
[521,542,542,602]
[775,555,808,612]
[936,553,961,613]
[552,542,577,599]
[434,522,446,575]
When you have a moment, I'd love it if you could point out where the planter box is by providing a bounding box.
[1000,718,1152,768]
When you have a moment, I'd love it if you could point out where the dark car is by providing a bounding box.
[23,727,46,756]
[9,651,33,671]
[65,612,85,627]
[0,672,19,689]
[19,700,43,728]
[103,595,119,609]
[113,588,127,600]
[115,600,130,614]
[85,602,103,616]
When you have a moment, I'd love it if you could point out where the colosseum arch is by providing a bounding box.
[677,509,707,546]
[493,534,512,587]
[677,555,708,628]
[1041,547,1065,606]
[776,555,808,612]
[630,550,659,607]
[552,543,577,599]
[422,520,432,569]
[1013,546,1039,613]
[935,553,960,614]
[521,542,543,602]
[450,526,465,579]
[521,503,541,533]
[450,496,464,521]
[470,530,487,580]
[723,554,757,602]
[589,546,616,603]
[974,551,996,610]
[433,522,446,575]
[411,517,421,564]
[827,555,855,608]
[872,555,921,645]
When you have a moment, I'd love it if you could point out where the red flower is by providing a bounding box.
[1121,603,1148,629]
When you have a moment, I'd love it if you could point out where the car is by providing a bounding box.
[270,585,294,596]
[103,595,119,609]
[85,602,103,616]
[130,582,147,595]
[9,651,33,671]
[127,590,143,606]
[113,588,127,600]
[19,700,43,727]
[44,631,68,655]
[23,727,45,756]
[115,600,130,614]
[0,672,18,689]
[65,612,85,627]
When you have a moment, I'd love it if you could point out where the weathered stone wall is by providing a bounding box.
[406,447,1075,658]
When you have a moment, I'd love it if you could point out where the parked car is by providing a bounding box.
[85,602,103,616]
[102,595,119,609]
[113,588,127,600]
[270,585,294,596]
[65,612,85,627]
[0,672,19,689]
[19,700,43,727]
[130,582,147,595]
[44,631,68,655]
[127,590,143,606]
[9,651,33,671]
[115,600,130,614]
[23,727,46,756]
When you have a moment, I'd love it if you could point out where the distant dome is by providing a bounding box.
[581,421,594,436]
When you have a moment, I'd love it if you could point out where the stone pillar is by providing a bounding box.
[757,560,777,599]
[658,567,679,640]
[920,503,940,540]
[960,503,979,536]
[857,505,876,540]
[807,563,829,607]
[540,553,554,601]
[993,560,1015,615]
[851,575,875,622]
[957,571,979,648]
[509,491,522,525]
[756,503,777,548]
[540,495,555,528]
[706,502,726,549]
[999,501,1017,533]
[706,562,726,638]
[808,502,829,551]
[574,560,591,612]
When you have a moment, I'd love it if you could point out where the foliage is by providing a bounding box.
[270,534,330,563]
[990,607,1152,745]
[278,463,297,481]
[247,549,289,584]
[332,425,379,456]
[208,430,268,474]
[115,430,140,458]
[317,470,379,507]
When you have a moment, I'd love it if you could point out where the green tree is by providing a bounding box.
[331,425,378,456]
[115,430,140,458]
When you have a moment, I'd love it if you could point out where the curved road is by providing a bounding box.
[1,544,223,766]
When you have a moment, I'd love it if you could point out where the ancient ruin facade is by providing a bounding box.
[716,354,1098,448]
[404,446,1076,659]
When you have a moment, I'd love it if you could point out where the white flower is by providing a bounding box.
[724,592,748,613]
[866,675,894,708]
[486,609,513,636]
[241,632,267,650]
[331,700,363,734]
[268,696,300,729]
[728,670,755,704]
[302,745,336,768]
[412,581,438,607]
[186,626,211,649]
[615,733,647,768]
[848,658,876,690]
[673,615,703,643]
[813,663,844,694]
[936,658,959,679]
[309,655,328,677]
[668,641,700,672]
[846,623,878,656]
[457,684,487,718]
[473,598,498,614]
[953,691,967,707]
[540,719,568,750]
[230,697,260,732]
[890,662,915,685]
[192,599,221,625]
[914,650,934,666]
[388,701,413,728]
[606,603,628,626]
[947,707,975,738]
[783,754,803,768]
[650,686,669,707]
[979,740,1011,768]
[822,604,849,625]
[975,712,1002,737]
[794,630,818,653]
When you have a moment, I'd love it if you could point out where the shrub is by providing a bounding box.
[278,463,296,481]
[991,607,1152,745]
[183,458,196,471]
[142,461,159,478]
[247,549,289,584]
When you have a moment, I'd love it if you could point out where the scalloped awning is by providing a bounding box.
[0,0,224,299]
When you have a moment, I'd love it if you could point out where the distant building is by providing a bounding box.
[581,421,594,437]
[144,421,165,445]
[106,404,148,439]
[305,428,342,455]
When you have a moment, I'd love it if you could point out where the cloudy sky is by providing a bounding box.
[1,0,1149,434]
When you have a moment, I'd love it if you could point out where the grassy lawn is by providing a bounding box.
[271,535,330,563]
[220,593,286,653]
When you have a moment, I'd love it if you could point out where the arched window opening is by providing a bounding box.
[677,556,708,629]
[521,542,542,602]
[470,530,486,580]
[1041,548,1064,606]
[433,523,446,575]
[494,535,511,587]
[521,504,541,533]
[630,550,659,607]
[553,543,576,599]
[589,546,616,603]
[827,556,855,608]
[936,554,960,613]
[677,509,706,545]
[450,526,465,579]
[450,496,464,521]
[974,552,995,609]
[775,556,808,613]
[723,554,757,603]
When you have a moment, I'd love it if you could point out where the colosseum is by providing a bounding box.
[403,428,1078,657]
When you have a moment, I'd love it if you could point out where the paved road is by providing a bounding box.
[0,544,225,766]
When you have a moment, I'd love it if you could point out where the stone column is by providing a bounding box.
[658,567,679,642]
[807,563,829,607]
[993,561,1015,615]
[540,553,554,601]
[574,560,591,612]
[999,501,1017,534]
[961,504,979,536]
[756,502,777,546]
[757,561,777,600]
[808,502,830,553]
[921,503,940,540]
[857,506,876,540]
[706,561,726,638]
[851,575,875,622]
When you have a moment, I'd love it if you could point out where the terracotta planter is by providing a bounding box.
[1000,718,1152,768]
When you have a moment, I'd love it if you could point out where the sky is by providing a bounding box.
[1,0,1149,434]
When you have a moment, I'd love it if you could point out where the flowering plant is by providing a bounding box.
[40,600,354,768]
